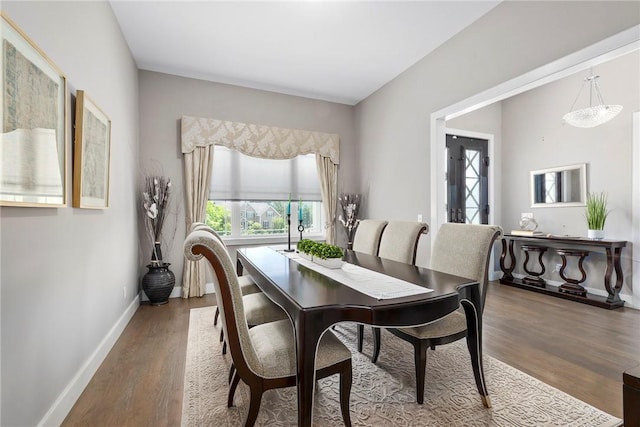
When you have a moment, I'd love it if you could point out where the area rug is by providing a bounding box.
[182,306,622,426]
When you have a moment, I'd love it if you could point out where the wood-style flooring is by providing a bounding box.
[63,282,640,426]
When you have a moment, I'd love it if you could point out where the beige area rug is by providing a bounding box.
[182,306,622,426]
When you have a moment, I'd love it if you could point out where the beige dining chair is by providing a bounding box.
[351,219,388,254]
[190,223,287,354]
[358,221,428,358]
[184,230,353,427]
[385,223,502,404]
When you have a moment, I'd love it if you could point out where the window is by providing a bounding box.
[206,146,324,239]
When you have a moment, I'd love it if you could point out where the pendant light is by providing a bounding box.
[562,74,623,128]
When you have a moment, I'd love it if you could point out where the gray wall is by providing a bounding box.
[355,1,640,266]
[0,2,139,425]
[138,71,356,290]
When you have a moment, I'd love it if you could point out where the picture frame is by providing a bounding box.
[0,13,67,207]
[73,90,111,209]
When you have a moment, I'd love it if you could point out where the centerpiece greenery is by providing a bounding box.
[298,239,343,259]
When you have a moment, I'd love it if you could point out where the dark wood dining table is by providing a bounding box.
[236,246,491,427]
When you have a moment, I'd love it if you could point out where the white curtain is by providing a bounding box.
[316,153,338,244]
[182,145,214,298]
[181,116,340,297]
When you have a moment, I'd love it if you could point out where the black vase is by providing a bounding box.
[142,263,175,305]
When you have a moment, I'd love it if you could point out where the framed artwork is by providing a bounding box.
[0,13,67,207]
[73,90,111,209]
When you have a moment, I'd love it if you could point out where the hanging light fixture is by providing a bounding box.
[563,73,623,128]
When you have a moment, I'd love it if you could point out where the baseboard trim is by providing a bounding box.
[38,296,140,426]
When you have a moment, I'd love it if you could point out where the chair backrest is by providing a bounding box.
[191,223,224,245]
[352,219,388,255]
[378,221,429,264]
[429,223,503,309]
[183,230,262,377]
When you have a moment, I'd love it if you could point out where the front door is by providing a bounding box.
[446,134,489,224]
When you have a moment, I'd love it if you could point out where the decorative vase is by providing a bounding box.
[313,257,344,269]
[587,229,605,240]
[142,263,175,305]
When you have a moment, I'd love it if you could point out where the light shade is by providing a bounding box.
[563,75,623,128]
[563,104,623,128]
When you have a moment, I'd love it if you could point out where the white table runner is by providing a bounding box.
[278,250,433,300]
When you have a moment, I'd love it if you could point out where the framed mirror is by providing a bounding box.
[530,163,587,208]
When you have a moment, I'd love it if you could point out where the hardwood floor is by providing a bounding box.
[63,282,640,425]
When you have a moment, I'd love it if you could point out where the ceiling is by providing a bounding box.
[110,1,500,105]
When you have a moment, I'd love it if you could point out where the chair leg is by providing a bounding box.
[357,324,364,353]
[371,327,381,363]
[228,371,241,407]
[244,385,264,427]
[219,329,224,342]
[222,340,227,355]
[414,340,429,404]
[339,361,353,427]
[214,306,220,326]
[228,364,235,384]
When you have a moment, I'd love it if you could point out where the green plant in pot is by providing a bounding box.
[586,191,609,240]
[297,239,317,255]
[310,242,344,260]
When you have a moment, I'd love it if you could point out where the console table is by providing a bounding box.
[499,234,627,309]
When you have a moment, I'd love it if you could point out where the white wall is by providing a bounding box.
[0,2,139,425]
[138,71,356,292]
[355,1,640,265]
[500,51,639,297]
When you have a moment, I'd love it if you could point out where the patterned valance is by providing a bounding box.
[181,115,340,164]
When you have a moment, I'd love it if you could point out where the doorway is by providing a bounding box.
[446,134,489,224]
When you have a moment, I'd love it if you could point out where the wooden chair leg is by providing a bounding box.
[219,329,224,342]
[339,361,353,427]
[244,385,264,427]
[371,327,381,363]
[228,371,241,407]
[228,364,235,384]
[357,324,364,353]
[222,340,227,355]
[414,340,428,404]
[214,306,220,326]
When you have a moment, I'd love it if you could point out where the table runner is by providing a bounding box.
[278,249,432,300]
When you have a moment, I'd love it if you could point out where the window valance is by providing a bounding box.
[181,115,340,164]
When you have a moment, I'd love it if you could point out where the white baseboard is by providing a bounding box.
[38,296,140,426]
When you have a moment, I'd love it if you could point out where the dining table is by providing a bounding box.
[236,246,491,427]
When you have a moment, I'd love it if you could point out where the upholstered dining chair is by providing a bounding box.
[351,219,388,254]
[184,230,353,427]
[358,221,428,358]
[192,222,261,315]
[190,223,287,354]
[384,223,502,404]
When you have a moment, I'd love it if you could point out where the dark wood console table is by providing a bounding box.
[499,234,627,309]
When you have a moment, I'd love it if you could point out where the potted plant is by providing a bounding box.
[141,175,176,305]
[586,191,609,240]
[310,242,344,269]
[297,239,317,260]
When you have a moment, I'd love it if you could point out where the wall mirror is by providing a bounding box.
[530,163,587,207]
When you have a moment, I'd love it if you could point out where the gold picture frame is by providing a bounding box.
[73,90,111,209]
[0,13,68,207]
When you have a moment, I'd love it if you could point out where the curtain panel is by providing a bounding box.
[180,115,340,297]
